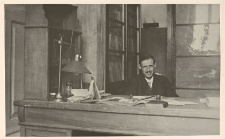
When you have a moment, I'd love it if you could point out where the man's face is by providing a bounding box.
[139,59,155,79]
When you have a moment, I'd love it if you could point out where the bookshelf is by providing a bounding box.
[106,4,141,95]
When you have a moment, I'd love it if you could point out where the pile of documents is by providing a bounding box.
[67,89,111,103]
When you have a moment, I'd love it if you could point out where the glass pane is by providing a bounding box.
[176,24,220,56]
[176,57,220,89]
[128,28,138,52]
[127,54,138,80]
[109,21,124,51]
[176,4,220,24]
[109,52,124,82]
[128,5,138,27]
[109,4,124,22]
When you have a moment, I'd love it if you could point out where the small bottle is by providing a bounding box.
[65,82,72,96]
[156,95,161,100]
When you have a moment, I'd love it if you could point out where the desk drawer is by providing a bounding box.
[21,125,72,137]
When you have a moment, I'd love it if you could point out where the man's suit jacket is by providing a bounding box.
[127,73,178,97]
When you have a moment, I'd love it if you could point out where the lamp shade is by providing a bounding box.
[62,60,91,74]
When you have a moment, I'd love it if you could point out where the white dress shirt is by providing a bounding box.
[145,76,154,90]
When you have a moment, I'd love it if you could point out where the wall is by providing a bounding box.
[141,4,167,28]
[77,4,106,90]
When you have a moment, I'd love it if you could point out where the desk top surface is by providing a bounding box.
[14,96,219,119]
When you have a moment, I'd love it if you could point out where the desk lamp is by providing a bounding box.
[52,34,91,102]
[61,53,91,96]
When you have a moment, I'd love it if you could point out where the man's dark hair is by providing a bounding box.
[139,54,155,64]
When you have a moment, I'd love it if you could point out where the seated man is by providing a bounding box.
[127,54,178,97]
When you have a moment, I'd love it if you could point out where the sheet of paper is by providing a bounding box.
[133,96,154,100]
[101,97,125,101]
[200,97,220,108]
[71,89,90,97]
[165,100,198,106]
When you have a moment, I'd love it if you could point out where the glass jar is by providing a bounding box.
[65,82,72,96]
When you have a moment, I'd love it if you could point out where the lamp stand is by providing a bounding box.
[52,35,67,102]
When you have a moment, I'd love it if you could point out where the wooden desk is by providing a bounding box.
[14,97,219,136]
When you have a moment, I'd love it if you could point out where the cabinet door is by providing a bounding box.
[106,4,140,94]
[5,5,25,136]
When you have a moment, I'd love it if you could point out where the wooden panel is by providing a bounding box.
[20,126,26,137]
[24,107,219,135]
[5,19,21,135]
[20,125,72,137]
[24,126,72,137]
[176,4,220,24]
[176,24,220,56]
[77,5,106,90]
[11,23,25,115]
[14,99,219,119]
[5,19,12,132]
[127,54,138,80]
[176,57,220,89]
[5,5,26,135]
[167,5,176,88]
[24,28,49,100]
[141,28,167,76]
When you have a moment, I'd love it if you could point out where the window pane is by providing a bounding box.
[127,54,138,80]
[109,52,124,82]
[109,4,124,22]
[109,21,124,51]
[128,28,138,52]
[128,5,138,27]
[176,24,220,56]
[176,4,220,24]
[176,57,220,89]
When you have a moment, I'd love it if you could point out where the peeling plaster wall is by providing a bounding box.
[175,4,220,98]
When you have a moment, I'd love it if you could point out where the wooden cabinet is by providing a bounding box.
[24,5,82,100]
[106,4,141,95]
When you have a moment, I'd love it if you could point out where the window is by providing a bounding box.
[174,4,220,96]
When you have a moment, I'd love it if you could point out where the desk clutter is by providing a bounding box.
[67,76,111,103]
[51,77,205,108]
[66,85,199,108]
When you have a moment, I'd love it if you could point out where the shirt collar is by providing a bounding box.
[145,76,154,83]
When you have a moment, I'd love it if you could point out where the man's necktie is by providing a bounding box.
[148,82,152,90]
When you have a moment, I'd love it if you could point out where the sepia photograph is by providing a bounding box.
[4,3,223,137]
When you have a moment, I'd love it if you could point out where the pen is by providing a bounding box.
[140,96,154,100]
